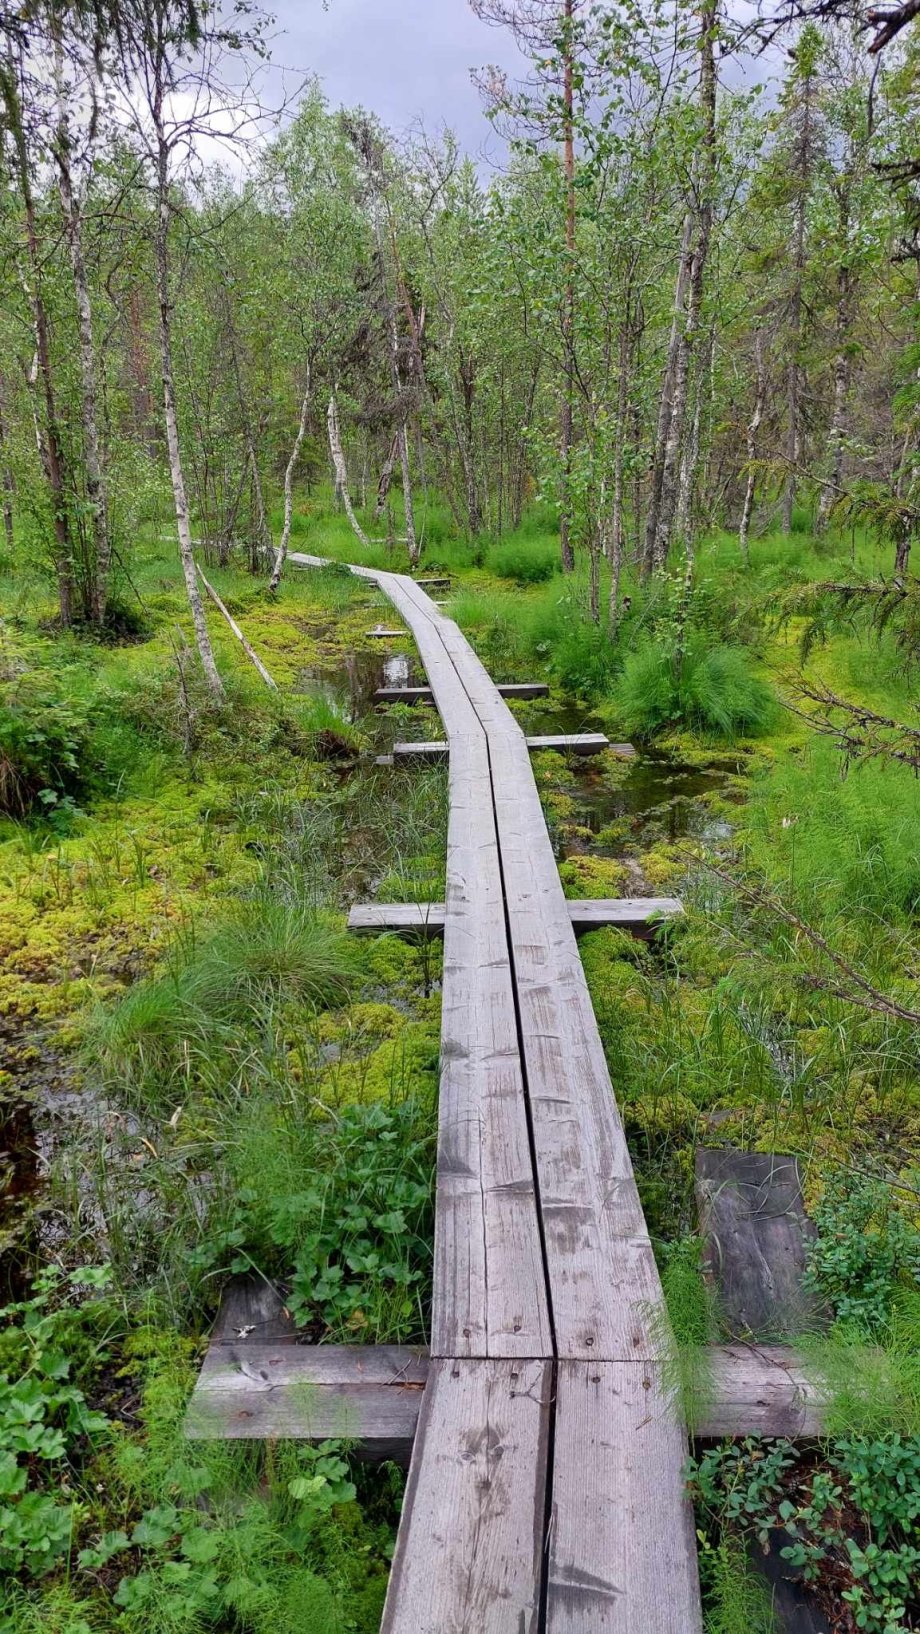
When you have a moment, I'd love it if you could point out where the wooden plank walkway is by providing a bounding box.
[191,551,701,1630]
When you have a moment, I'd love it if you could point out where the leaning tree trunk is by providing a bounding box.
[327,393,371,549]
[153,114,223,698]
[269,367,312,592]
[738,332,765,565]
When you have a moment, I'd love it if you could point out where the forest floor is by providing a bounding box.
[1,505,919,1633]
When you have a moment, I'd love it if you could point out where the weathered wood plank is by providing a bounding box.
[374,681,549,704]
[695,1149,825,1340]
[415,576,451,589]
[701,1344,824,1438]
[209,1276,297,1345]
[376,574,551,1361]
[188,1332,825,1449]
[380,1358,551,1634]
[390,732,615,760]
[187,1344,426,1459]
[347,898,682,937]
[366,626,406,639]
[547,1361,702,1633]
[393,587,669,1361]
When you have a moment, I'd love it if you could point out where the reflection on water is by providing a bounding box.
[565,752,743,853]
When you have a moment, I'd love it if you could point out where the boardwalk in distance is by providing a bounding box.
[290,554,703,1633]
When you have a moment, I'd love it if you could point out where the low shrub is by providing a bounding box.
[0,691,92,819]
[616,638,775,740]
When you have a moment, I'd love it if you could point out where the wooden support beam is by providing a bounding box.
[347,898,682,937]
[366,626,406,639]
[388,732,621,762]
[414,577,451,589]
[186,1337,822,1457]
[374,681,549,704]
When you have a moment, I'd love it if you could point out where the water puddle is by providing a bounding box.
[563,752,744,855]
[296,651,422,723]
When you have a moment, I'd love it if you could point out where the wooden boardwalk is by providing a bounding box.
[286,555,703,1632]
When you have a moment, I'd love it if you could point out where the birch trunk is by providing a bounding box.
[53,48,110,626]
[327,393,371,548]
[643,209,694,577]
[153,102,223,698]
[268,368,311,592]
[738,333,765,564]
[2,58,73,623]
[559,0,577,573]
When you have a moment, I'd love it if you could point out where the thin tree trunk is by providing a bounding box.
[327,393,371,548]
[269,367,311,592]
[220,273,271,570]
[649,2,716,573]
[559,0,576,573]
[816,218,852,534]
[398,421,419,566]
[53,41,110,626]
[610,318,632,568]
[644,209,694,577]
[782,69,814,535]
[739,332,765,564]
[374,433,399,519]
[2,56,73,624]
[153,98,223,698]
[0,399,14,556]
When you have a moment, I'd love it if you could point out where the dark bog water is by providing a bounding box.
[296,650,423,722]
[565,752,743,853]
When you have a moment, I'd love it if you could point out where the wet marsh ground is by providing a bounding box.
[1,522,919,1632]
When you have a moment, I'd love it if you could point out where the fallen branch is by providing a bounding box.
[195,563,277,690]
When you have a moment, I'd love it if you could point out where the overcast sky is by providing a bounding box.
[266,0,530,168]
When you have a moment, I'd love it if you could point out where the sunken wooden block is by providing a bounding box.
[347,898,682,937]
[695,1149,825,1340]
[374,681,549,704]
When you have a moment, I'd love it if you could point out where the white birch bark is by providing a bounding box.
[269,367,311,592]
[327,393,371,548]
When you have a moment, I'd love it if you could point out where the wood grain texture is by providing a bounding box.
[696,1149,826,1340]
[547,1362,702,1633]
[380,1359,551,1634]
[525,732,610,754]
[702,1344,824,1438]
[209,1276,297,1344]
[187,1344,426,1457]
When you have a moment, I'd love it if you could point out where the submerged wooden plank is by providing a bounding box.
[347,897,682,937]
[381,1358,551,1634]
[695,1149,825,1340]
[547,1362,702,1633]
[187,1344,426,1458]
